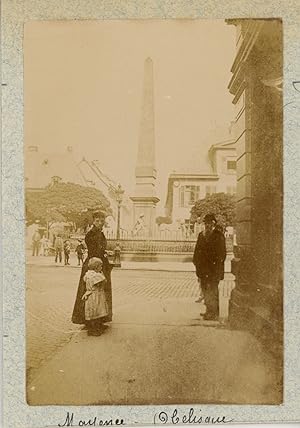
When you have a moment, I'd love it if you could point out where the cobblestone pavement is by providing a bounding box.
[26,261,200,383]
[27,260,282,405]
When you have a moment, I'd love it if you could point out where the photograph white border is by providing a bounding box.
[2,0,300,426]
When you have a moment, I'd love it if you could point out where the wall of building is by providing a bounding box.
[171,169,236,223]
[171,178,219,221]
[228,19,283,340]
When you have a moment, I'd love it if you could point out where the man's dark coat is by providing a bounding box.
[193,228,226,282]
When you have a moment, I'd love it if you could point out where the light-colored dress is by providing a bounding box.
[83,270,108,321]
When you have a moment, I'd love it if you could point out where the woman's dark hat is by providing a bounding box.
[92,210,106,220]
[203,213,217,223]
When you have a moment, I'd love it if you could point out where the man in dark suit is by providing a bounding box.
[193,213,226,320]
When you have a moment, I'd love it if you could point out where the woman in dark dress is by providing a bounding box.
[72,211,113,332]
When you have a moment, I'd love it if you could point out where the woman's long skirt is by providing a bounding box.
[71,258,113,325]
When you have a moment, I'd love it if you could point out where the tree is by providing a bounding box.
[190,193,236,229]
[26,181,112,231]
[155,216,172,226]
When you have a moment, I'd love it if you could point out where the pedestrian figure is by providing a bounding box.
[32,230,41,256]
[132,213,146,237]
[72,211,113,325]
[54,234,64,263]
[40,235,50,256]
[64,239,71,265]
[194,217,203,238]
[193,217,205,303]
[75,240,85,266]
[179,220,187,239]
[82,257,108,336]
[193,213,226,320]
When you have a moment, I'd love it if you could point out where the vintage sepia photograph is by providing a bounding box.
[24,19,283,406]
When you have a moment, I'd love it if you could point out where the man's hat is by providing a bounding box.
[203,213,217,224]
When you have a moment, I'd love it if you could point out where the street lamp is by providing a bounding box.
[115,184,124,240]
[112,184,124,268]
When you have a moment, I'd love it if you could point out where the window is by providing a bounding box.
[189,186,200,204]
[180,187,185,207]
[227,160,237,171]
[179,185,200,207]
[51,176,62,185]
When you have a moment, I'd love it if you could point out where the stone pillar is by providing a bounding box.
[131,58,160,236]
[227,19,283,345]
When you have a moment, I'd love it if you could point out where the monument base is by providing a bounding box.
[130,196,160,238]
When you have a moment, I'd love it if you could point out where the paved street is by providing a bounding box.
[26,255,200,382]
[26,256,282,405]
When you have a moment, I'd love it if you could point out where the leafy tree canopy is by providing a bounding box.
[26,181,112,230]
[190,192,236,228]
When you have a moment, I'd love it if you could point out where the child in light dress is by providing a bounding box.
[82,257,108,336]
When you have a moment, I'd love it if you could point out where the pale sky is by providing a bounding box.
[24,20,236,212]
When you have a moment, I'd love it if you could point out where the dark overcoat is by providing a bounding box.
[193,228,226,282]
[71,226,113,324]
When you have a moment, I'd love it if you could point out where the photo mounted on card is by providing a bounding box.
[2,3,300,426]
[24,18,283,406]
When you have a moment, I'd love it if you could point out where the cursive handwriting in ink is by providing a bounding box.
[154,408,233,425]
[58,412,125,427]
[58,413,74,427]
[292,81,300,93]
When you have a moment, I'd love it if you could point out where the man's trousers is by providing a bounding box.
[201,277,219,318]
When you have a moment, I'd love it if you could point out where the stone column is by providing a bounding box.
[227,19,283,345]
[131,58,160,237]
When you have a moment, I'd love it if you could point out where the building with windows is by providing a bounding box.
[164,139,237,226]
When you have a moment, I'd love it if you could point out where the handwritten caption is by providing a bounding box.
[153,408,233,425]
[58,408,233,427]
[58,412,125,427]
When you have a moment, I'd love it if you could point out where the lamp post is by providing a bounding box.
[113,184,124,268]
[115,184,124,240]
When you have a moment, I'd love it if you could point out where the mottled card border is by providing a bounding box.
[2,0,300,427]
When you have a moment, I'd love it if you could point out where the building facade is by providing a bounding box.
[227,19,283,346]
[165,140,237,226]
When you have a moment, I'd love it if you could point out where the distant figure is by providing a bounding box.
[83,218,89,233]
[193,213,226,321]
[54,234,64,263]
[75,240,85,266]
[32,230,41,256]
[64,240,71,265]
[194,217,203,238]
[133,213,146,237]
[193,220,204,303]
[40,235,50,256]
[179,220,187,239]
[81,257,108,336]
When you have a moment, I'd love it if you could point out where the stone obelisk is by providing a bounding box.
[131,57,160,237]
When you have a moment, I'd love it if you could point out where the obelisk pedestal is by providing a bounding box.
[131,58,160,237]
